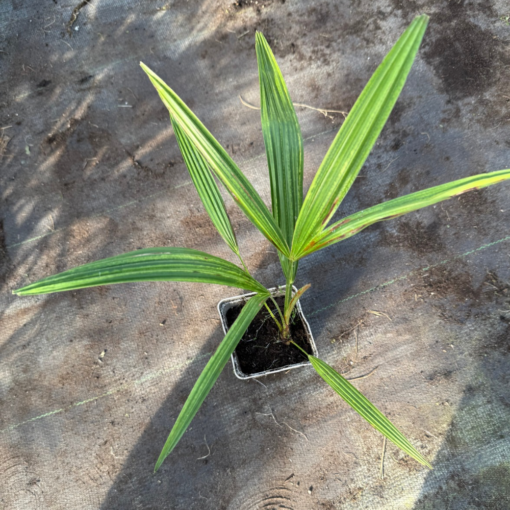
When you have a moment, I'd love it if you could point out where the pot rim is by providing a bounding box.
[217,285,318,380]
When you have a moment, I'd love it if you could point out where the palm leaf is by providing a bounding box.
[296,168,510,258]
[171,115,239,256]
[255,32,303,246]
[13,247,268,296]
[141,63,290,257]
[309,355,432,468]
[291,15,429,257]
[256,32,303,281]
[154,293,268,471]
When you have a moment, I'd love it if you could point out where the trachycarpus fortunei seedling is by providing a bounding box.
[14,15,510,471]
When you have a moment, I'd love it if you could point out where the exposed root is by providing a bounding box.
[346,366,379,381]
[380,437,387,479]
[239,95,348,118]
[196,435,211,460]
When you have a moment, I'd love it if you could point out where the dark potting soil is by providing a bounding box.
[225,296,313,375]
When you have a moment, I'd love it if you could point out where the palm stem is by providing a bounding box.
[282,278,294,337]
[264,301,283,331]
[269,295,285,327]
[290,340,308,358]
[236,252,251,275]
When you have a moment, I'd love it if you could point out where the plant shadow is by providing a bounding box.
[411,308,510,508]
[99,323,237,509]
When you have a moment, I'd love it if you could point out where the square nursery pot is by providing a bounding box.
[217,286,318,380]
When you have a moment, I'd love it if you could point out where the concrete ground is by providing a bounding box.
[1,0,510,508]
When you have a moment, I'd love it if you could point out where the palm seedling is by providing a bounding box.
[14,15,510,471]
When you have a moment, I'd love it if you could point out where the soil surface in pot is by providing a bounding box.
[225,296,313,375]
